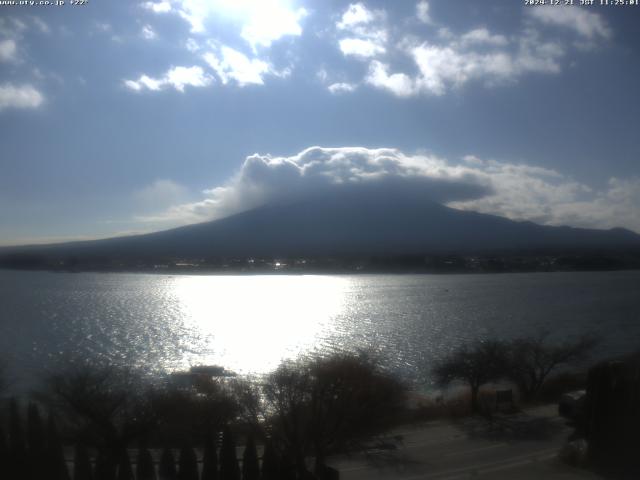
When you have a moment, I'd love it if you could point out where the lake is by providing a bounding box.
[1,269,639,391]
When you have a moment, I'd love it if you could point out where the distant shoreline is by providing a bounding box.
[2,265,640,276]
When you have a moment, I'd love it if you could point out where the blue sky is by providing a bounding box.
[1,0,639,245]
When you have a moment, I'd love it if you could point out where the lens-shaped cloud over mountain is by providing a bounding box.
[138,146,640,235]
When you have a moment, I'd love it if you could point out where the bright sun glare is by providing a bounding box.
[172,275,347,375]
[180,0,307,47]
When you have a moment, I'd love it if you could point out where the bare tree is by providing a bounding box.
[433,340,509,414]
[36,364,155,453]
[262,359,313,476]
[262,352,407,476]
[433,334,598,412]
[504,332,597,402]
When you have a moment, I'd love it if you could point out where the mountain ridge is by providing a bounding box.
[1,191,639,267]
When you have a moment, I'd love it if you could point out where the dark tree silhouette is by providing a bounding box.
[178,446,199,480]
[219,426,240,480]
[74,444,94,480]
[95,449,117,480]
[47,414,71,480]
[0,427,9,478]
[433,335,597,411]
[260,441,279,480]
[9,398,25,448]
[116,449,134,480]
[278,451,296,480]
[27,403,46,453]
[27,403,47,480]
[242,436,260,480]
[262,352,407,475]
[201,436,218,480]
[505,333,597,402]
[0,426,9,479]
[136,446,157,480]
[159,448,177,480]
[433,340,508,414]
[147,373,239,447]
[0,358,8,395]
[39,365,155,454]
[9,399,27,479]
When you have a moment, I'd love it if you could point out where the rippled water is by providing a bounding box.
[1,269,639,389]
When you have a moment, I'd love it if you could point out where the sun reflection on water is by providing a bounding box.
[171,275,348,375]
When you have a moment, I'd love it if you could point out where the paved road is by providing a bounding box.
[329,406,601,479]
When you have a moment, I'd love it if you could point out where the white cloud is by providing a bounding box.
[127,38,282,91]
[271,65,292,79]
[139,147,640,233]
[514,28,564,75]
[140,146,483,224]
[451,156,640,232]
[337,3,382,30]
[31,16,50,34]
[336,3,388,43]
[240,4,307,49]
[165,66,212,91]
[316,69,328,83]
[339,38,385,58]
[0,84,44,112]
[124,75,163,92]
[0,17,27,38]
[185,38,201,52]
[410,44,469,96]
[366,27,564,97]
[174,3,206,33]
[143,1,172,13]
[528,6,611,40]
[0,15,47,49]
[450,155,590,225]
[551,178,640,231]
[135,179,189,208]
[416,1,431,25]
[94,22,112,33]
[409,43,512,95]
[328,82,357,94]
[335,3,388,65]
[329,3,606,98]
[0,39,16,62]
[141,24,157,40]
[366,61,416,97]
[459,28,508,47]
[124,66,213,92]
[203,45,271,86]
[164,0,306,49]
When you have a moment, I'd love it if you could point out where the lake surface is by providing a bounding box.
[1,269,639,390]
